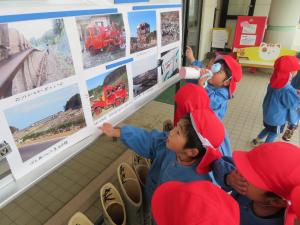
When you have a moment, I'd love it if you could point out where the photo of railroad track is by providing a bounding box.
[0,19,75,99]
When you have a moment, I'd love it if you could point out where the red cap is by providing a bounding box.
[270,56,300,89]
[233,142,300,225]
[151,181,240,225]
[222,55,242,97]
[190,109,225,173]
[174,83,210,126]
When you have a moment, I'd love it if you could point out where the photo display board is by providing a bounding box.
[0,2,182,182]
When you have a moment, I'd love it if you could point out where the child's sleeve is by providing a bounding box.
[191,60,204,68]
[211,156,235,192]
[120,125,166,160]
[206,87,228,119]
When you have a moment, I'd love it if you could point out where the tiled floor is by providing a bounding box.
[0,70,299,225]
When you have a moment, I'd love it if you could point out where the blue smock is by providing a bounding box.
[263,84,300,126]
[120,125,211,204]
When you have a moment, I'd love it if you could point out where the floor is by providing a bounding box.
[0,70,299,225]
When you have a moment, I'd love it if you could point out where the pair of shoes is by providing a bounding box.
[251,138,263,147]
[163,119,173,132]
[282,127,296,141]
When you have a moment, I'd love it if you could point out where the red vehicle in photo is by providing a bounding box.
[91,83,127,115]
[84,21,125,55]
[137,22,150,48]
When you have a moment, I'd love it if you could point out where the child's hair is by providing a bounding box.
[206,51,217,61]
[265,192,282,199]
[214,59,232,80]
[181,114,206,159]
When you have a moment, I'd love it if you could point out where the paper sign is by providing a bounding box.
[240,34,256,46]
[212,29,229,48]
[242,23,257,34]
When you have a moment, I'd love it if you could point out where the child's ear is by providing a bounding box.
[186,148,199,158]
[269,197,288,208]
[223,79,230,87]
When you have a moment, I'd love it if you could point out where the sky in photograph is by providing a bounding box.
[8,19,57,40]
[86,71,112,91]
[128,11,156,37]
[5,85,79,130]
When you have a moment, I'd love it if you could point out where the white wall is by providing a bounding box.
[253,0,272,16]
[264,0,300,49]
[198,0,217,60]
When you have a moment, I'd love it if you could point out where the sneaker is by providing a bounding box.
[282,128,295,142]
[251,138,263,147]
[163,119,173,132]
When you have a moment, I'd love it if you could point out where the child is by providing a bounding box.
[212,142,300,225]
[282,52,300,141]
[151,180,240,225]
[100,88,225,206]
[252,55,300,145]
[185,48,242,157]
[233,142,300,225]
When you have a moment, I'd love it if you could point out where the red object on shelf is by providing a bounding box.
[232,16,267,51]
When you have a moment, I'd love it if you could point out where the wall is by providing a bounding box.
[198,0,217,60]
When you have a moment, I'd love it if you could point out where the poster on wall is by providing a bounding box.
[161,11,180,46]
[131,54,158,97]
[4,85,86,162]
[0,19,74,99]
[160,47,179,81]
[232,16,267,51]
[76,13,126,69]
[0,2,183,186]
[86,65,129,121]
[128,10,157,54]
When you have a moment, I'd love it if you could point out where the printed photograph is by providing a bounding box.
[4,85,86,162]
[132,54,158,97]
[128,11,157,54]
[160,47,179,81]
[0,19,75,99]
[0,158,11,180]
[161,11,180,46]
[86,65,129,120]
[76,14,126,69]
[0,139,12,179]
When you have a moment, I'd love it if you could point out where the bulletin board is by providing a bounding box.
[232,16,267,52]
[0,0,182,206]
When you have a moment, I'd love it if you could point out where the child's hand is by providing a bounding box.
[296,89,300,95]
[100,123,120,138]
[194,68,211,86]
[186,46,195,64]
[226,170,248,195]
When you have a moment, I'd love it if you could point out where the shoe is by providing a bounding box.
[117,163,143,225]
[132,152,151,189]
[132,153,152,225]
[282,127,296,142]
[251,138,263,147]
[68,212,94,225]
[163,119,173,132]
[100,183,126,225]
